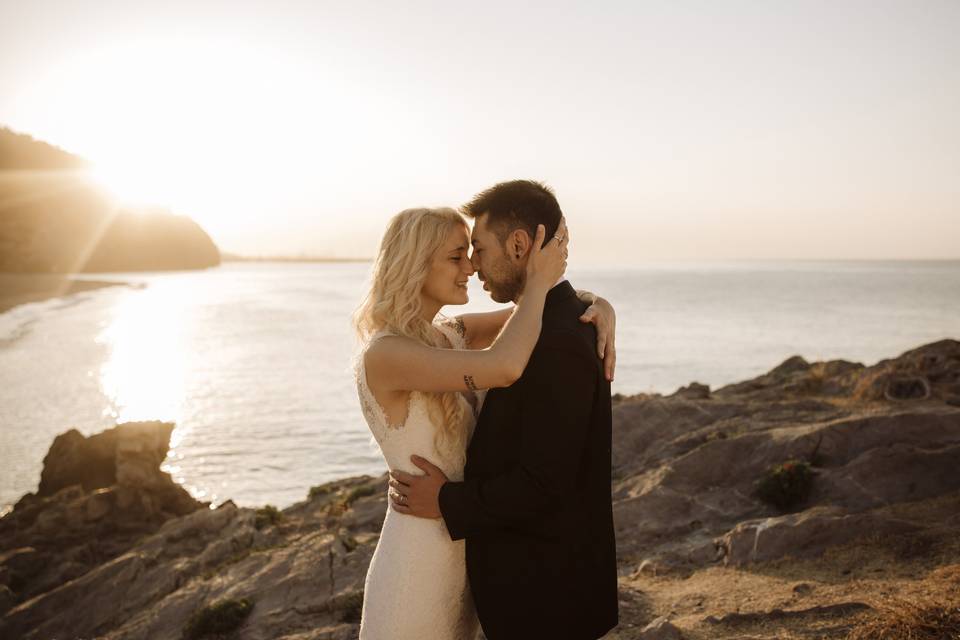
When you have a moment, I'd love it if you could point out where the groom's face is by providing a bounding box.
[470,213,525,304]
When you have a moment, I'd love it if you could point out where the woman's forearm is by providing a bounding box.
[485,285,549,381]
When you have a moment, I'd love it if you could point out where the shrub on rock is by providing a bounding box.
[183,597,254,639]
[755,459,814,511]
[254,505,282,530]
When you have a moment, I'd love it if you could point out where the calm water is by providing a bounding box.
[2,261,958,512]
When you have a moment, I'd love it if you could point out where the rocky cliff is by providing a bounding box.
[0,171,221,273]
[1,340,958,639]
[0,128,220,273]
[0,127,88,171]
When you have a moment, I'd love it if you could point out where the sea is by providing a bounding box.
[2,261,958,513]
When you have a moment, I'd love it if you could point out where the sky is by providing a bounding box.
[1,0,958,263]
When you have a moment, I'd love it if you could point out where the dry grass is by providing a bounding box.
[847,598,960,640]
[616,529,960,639]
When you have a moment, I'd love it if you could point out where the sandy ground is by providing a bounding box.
[0,273,128,313]
[607,496,960,639]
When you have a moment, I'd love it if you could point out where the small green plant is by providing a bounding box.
[309,483,336,499]
[340,597,363,623]
[183,597,254,639]
[325,483,380,517]
[254,504,283,530]
[344,484,377,506]
[755,459,814,511]
[331,590,365,623]
[799,363,827,394]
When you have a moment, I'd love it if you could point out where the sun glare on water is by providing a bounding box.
[94,276,221,503]
[96,279,189,425]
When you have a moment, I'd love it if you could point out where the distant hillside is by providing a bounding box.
[0,127,88,170]
[0,128,219,273]
[221,252,370,263]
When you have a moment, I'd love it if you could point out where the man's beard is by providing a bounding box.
[484,259,525,303]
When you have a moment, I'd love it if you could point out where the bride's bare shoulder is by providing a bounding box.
[364,333,419,369]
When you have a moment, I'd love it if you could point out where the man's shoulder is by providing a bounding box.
[534,325,598,368]
[541,293,596,351]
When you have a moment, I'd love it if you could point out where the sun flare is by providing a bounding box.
[35,38,344,236]
[89,160,178,210]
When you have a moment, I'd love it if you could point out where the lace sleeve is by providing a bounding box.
[437,316,468,349]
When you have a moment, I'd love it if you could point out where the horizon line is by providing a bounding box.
[219,255,960,264]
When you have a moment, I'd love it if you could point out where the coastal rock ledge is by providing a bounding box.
[2,339,960,639]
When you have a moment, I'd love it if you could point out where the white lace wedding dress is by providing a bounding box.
[354,322,485,640]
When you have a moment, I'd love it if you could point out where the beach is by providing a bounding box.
[0,274,128,314]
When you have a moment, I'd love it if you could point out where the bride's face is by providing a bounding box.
[421,224,475,308]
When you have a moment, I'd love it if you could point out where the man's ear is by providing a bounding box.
[509,229,532,260]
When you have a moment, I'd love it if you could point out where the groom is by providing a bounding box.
[390,180,619,639]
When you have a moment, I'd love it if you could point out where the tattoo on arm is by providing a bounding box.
[464,375,478,392]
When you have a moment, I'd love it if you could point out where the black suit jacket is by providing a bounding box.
[438,281,618,640]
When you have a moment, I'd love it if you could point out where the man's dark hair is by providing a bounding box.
[462,180,562,248]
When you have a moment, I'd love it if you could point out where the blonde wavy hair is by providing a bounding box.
[353,207,472,464]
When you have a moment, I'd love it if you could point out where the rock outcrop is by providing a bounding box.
[0,418,385,639]
[0,423,204,611]
[612,339,960,575]
[2,340,959,639]
[0,171,220,273]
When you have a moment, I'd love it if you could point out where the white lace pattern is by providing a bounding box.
[354,321,485,640]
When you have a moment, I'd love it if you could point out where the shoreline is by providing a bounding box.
[0,274,130,314]
[1,340,958,638]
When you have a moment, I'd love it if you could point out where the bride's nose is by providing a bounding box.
[462,258,475,276]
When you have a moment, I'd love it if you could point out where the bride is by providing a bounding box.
[352,206,613,639]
